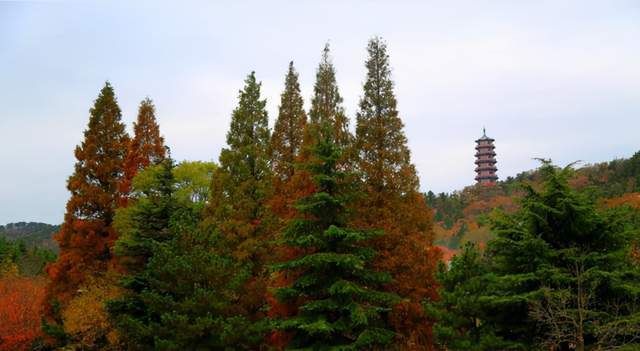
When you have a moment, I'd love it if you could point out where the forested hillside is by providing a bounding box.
[0,222,59,252]
[428,151,640,251]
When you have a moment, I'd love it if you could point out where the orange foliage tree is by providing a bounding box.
[45,82,129,330]
[118,97,166,204]
[354,37,439,349]
[0,276,46,351]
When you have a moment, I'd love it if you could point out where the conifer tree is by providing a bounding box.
[119,97,166,203]
[109,160,259,350]
[427,243,513,350]
[113,158,175,273]
[308,43,352,151]
[270,61,307,182]
[45,82,129,321]
[486,162,640,350]
[354,37,438,348]
[205,71,273,319]
[267,62,318,348]
[431,161,640,350]
[273,126,399,350]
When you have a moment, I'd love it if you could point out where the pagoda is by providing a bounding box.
[475,128,498,185]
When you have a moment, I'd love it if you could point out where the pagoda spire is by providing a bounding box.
[475,128,498,185]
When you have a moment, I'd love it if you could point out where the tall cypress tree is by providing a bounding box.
[267,62,318,348]
[205,71,272,321]
[354,37,438,348]
[270,61,307,182]
[308,43,352,152]
[119,97,166,203]
[45,82,129,321]
[273,126,399,349]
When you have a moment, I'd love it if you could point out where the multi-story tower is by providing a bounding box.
[475,128,498,185]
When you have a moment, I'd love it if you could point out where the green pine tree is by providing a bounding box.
[109,160,258,350]
[273,127,399,350]
[434,161,640,350]
[427,243,516,351]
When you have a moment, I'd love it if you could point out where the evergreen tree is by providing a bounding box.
[267,62,319,348]
[207,71,272,259]
[427,243,516,351]
[113,158,174,273]
[45,82,129,321]
[273,126,399,350]
[308,43,352,152]
[119,97,166,203]
[271,61,307,182]
[487,161,640,350]
[204,71,273,322]
[353,36,438,348]
[434,161,640,350]
[109,161,258,350]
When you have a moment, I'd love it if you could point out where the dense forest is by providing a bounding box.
[1,37,639,351]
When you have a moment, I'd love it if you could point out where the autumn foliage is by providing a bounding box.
[0,276,46,351]
[353,37,439,349]
[119,97,166,203]
[45,83,129,319]
[24,36,640,351]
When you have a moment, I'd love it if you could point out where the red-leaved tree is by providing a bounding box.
[118,97,166,205]
[0,276,46,351]
[45,82,129,326]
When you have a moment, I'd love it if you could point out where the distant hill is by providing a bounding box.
[428,150,640,252]
[0,222,59,252]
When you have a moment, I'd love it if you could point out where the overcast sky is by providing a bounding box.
[1,0,639,224]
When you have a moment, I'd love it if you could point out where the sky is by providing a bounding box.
[1,0,639,224]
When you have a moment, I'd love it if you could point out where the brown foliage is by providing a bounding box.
[119,98,166,204]
[267,61,314,345]
[602,192,640,209]
[0,276,46,351]
[354,37,438,348]
[45,82,128,320]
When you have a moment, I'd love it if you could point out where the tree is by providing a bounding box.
[119,97,166,204]
[307,43,352,153]
[113,159,175,274]
[270,61,307,182]
[353,36,438,348]
[0,276,46,351]
[61,275,123,349]
[483,161,640,350]
[427,243,515,351]
[204,71,273,326]
[109,160,259,350]
[45,82,129,325]
[273,127,399,350]
[267,62,314,348]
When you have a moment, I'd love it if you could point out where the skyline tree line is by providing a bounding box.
[29,36,640,351]
[42,37,439,350]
